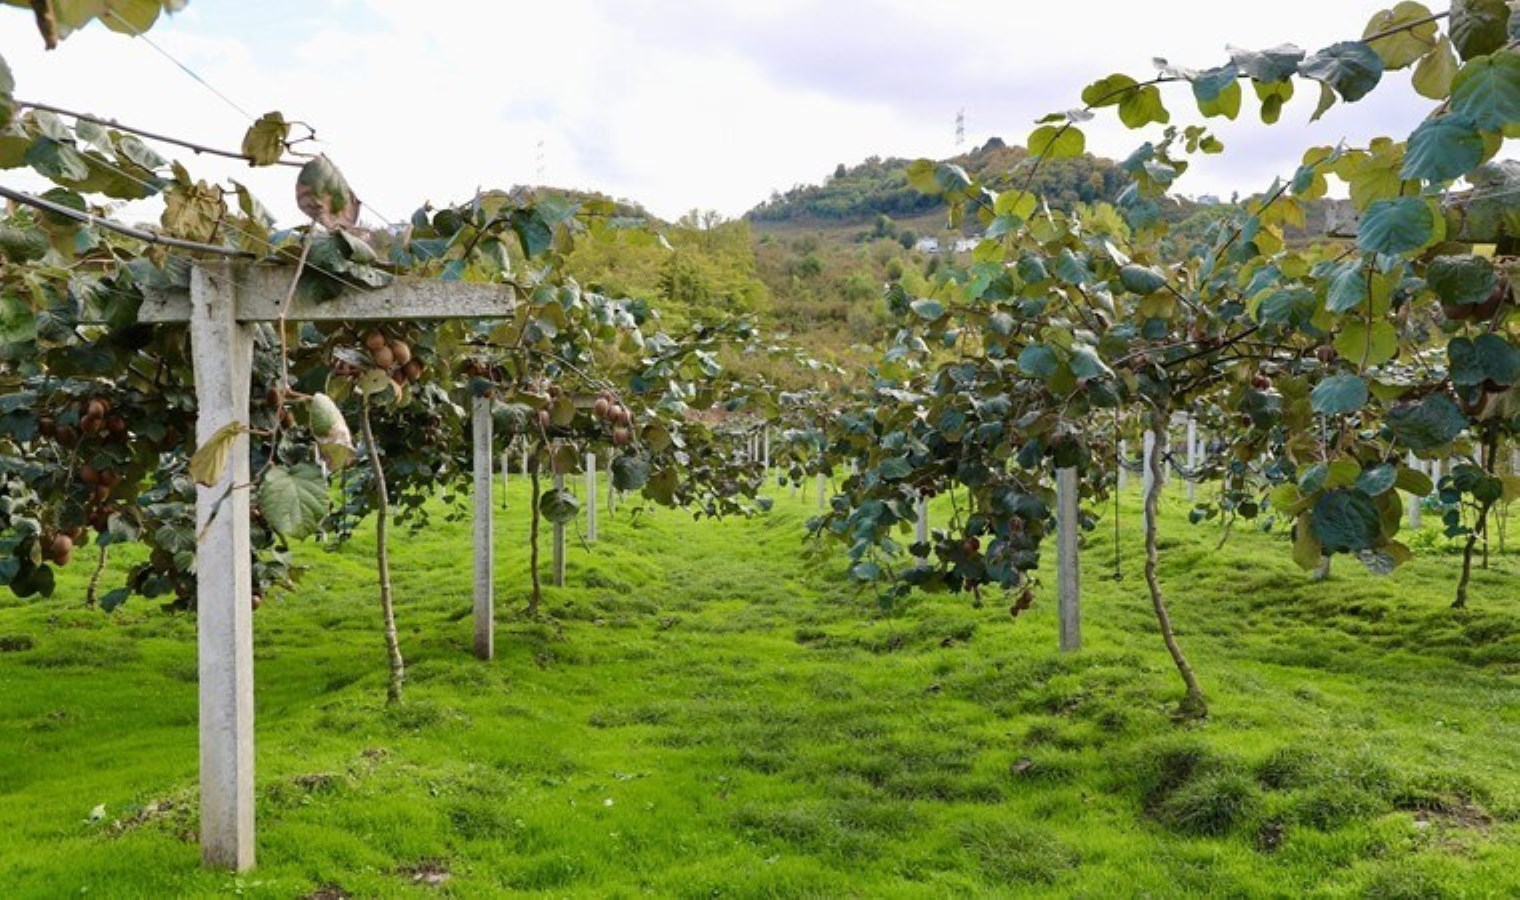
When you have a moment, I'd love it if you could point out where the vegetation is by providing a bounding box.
[0,486,1516,895]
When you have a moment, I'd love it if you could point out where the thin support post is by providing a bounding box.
[817,472,827,510]
[1056,466,1081,652]
[1141,430,1156,533]
[1407,452,1422,530]
[500,448,510,510]
[585,452,598,542]
[552,473,566,587]
[762,427,771,473]
[1186,417,1198,502]
[190,261,256,871]
[607,454,617,516]
[471,397,494,661]
[1118,439,1128,491]
[915,494,929,561]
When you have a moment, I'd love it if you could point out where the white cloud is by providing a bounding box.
[0,1,1457,224]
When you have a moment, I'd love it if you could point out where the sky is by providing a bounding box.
[0,0,1451,226]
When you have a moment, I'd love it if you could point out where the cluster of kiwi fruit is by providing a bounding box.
[37,396,129,450]
[592,390,635,446]
[332,330,425,384]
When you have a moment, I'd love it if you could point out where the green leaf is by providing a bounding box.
[1448,54,1520,132]
[25,138,89,182]
[610,454,650,491]
[1356,197,1437,255]
[0,292,36,344]
[1311,489,1383,552]
[509,208,552,258]
[189,421,248,487]
[1401,114,1485,181]
[1355,464,1398,496]
[1017,344,1059,378]
[1192,65,1242,119]
[1228,44,1306,83]
[539,488,580,525]
[0,225,47,263]
[1325,262,1369,313]
[1300,41,1385,101]
[240,111,289,167]
[1385,394,1468,450]
[257,464,328,540]
[1069,347,1112,380]
[1310,374,1369,415]
[1427,254,1497,305]
[1119,264,1167,295]
[1395,465,1435,496]
[1253,79,1294,124]
[1118,85,1169,128]
[1363,2,1439,69]
[295,155,360,229]
[1081,73,1138,107]
[910,298,944,320]
[993,189,1036,219]
[1027,124,1084,158]
[905,159,939,194]
[1412,37,1460,99]
[1449,0,1511,61]
[1334,320,1399,368]
[1449,334,1520,386]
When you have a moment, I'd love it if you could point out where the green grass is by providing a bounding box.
[1,480,1517,898]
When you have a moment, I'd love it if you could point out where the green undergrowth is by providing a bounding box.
[1,481,1517,897]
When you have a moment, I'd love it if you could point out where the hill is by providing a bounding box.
[744,138,1131,228]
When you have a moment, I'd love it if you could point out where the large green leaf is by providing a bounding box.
[1334,320,1398,367]
[1356,197,1437,254]
[296,155,360,229]
[0,292,36,344]
[610,454,650,491]
[1118,86,1169,128]
[257,464,328,540]
[1311,489,1383,553]
[1363,1,1439,69]
[1026,124,1084,158]
[1449,334,1520,386]
[1385,394,1468,449]
[1300,41,1385,101]
[1449,0,1511,61]
[1426,254,1496,305]
[1310,374,1369,415]
[1401,115,1485,182]
[1412,37,1460,99]
[539,488,580,525]
[1192,65,1242,119]
[1017,344,1059,378]
[1119,264,1167,295]
[1448,54,1520,132]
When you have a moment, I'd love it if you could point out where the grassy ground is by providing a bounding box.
[1,478,1517,898]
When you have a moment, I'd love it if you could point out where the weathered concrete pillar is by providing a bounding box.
[584,451,598,542]
[472,397,494,661]
[552,472,566,587]
[1056,466,1080,652]
[190,262,257,871]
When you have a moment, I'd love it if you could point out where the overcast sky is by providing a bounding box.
[1,1,1451,225]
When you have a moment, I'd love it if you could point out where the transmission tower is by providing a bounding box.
[955,108,965,149]
[535,139,545,184]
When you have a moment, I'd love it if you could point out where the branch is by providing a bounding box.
[0,184,255,258]
[14,99,305,168]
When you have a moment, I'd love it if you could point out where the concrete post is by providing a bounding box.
[552,472,566,587]
[762,426,770,473]
[915,494,929,561]
[189,262,257,871]
[1407,453,1422,529]
[1142,430,1156,532]
[1056,466,1080,652]
[1186,417,1198,502]
[471,397,494,661]
[817,472,827,510]
[607,453,617,516]
[500,448,510,510]
[1118,439,1128,491]
[585,451,598,542]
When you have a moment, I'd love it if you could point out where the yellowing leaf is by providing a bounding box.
[189,421,247,487]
